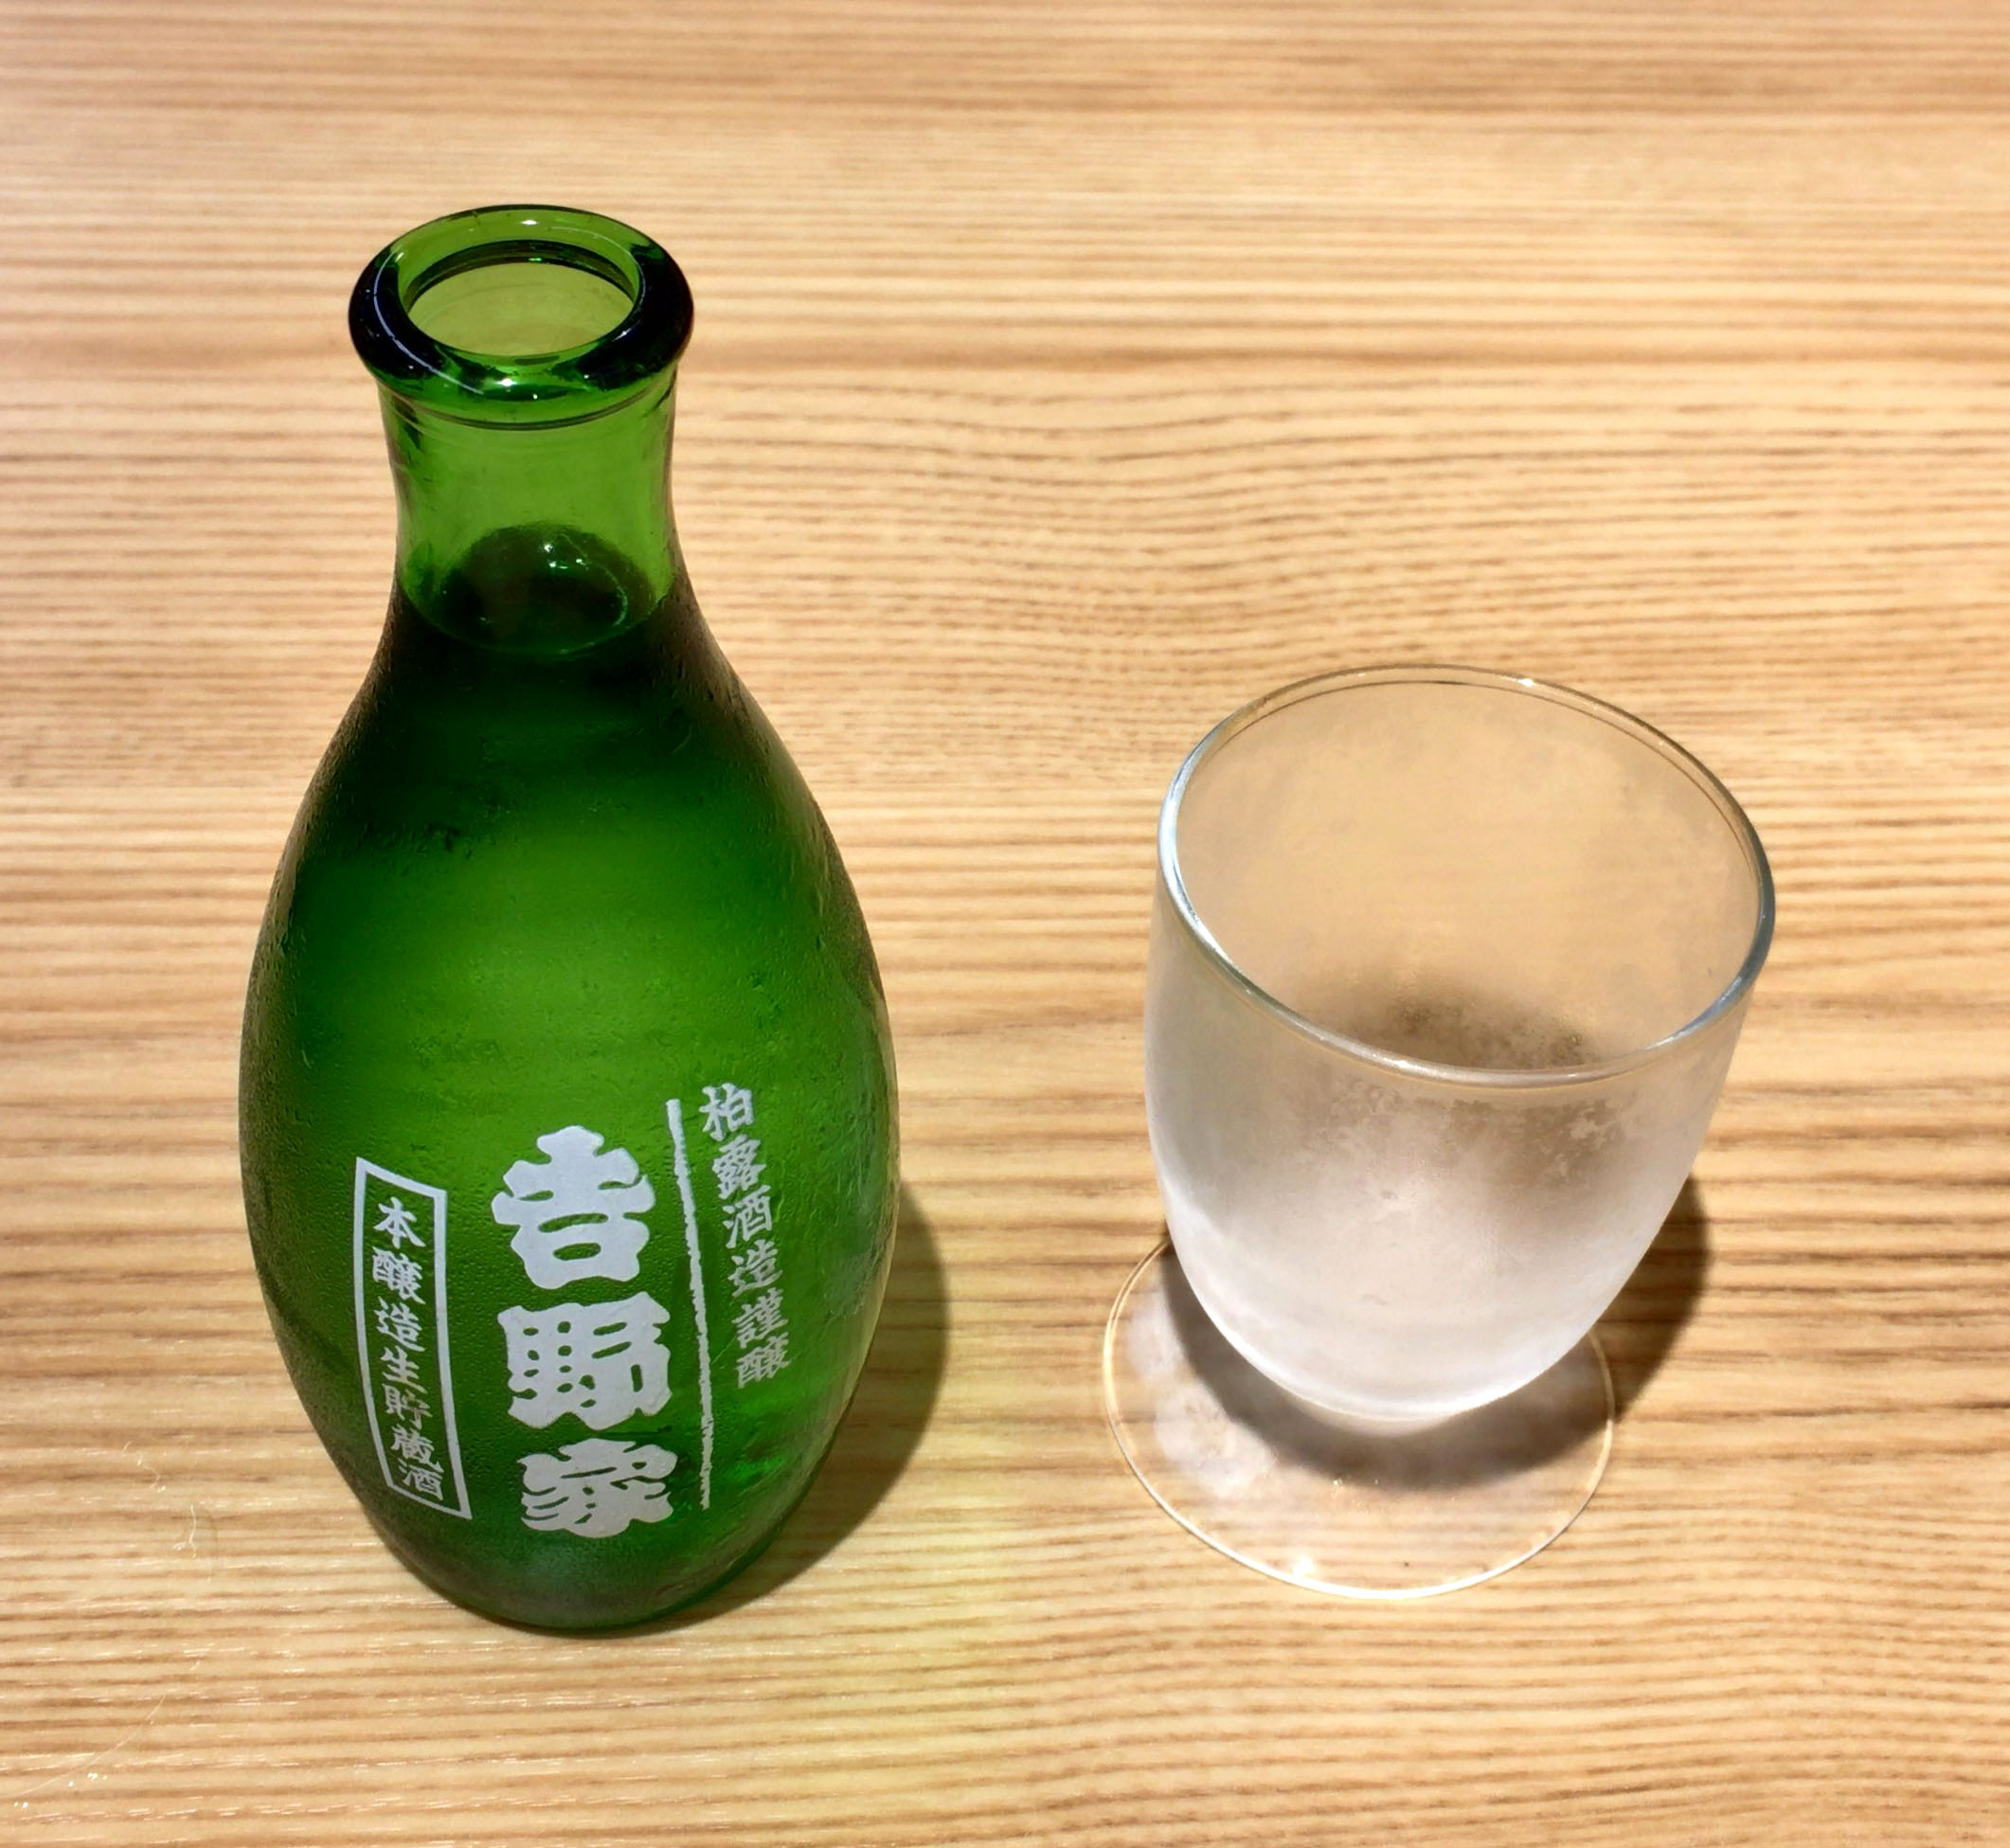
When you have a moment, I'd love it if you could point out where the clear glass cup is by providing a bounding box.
[1105,666,1773,1596]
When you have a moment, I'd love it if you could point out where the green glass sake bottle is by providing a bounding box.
[240,206,898,1629]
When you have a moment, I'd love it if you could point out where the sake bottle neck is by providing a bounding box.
[383,379,681,650]
[348,206,696,655]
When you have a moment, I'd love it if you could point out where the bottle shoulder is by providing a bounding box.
[304,598,817,853]
[260,617,864,958]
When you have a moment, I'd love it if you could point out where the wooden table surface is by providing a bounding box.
[7,2,2009,1841]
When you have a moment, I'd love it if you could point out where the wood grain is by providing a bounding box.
[5,2,2009,1841]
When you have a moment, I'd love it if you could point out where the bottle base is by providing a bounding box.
[363,1507,786,1632]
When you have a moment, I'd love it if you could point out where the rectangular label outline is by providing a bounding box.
[353,1158,472,1518]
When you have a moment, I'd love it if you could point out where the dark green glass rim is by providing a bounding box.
[350,205,694,425]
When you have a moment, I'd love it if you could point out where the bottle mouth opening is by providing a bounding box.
[350,205,693,425]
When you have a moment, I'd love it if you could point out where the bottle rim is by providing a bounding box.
[350,205,694,426]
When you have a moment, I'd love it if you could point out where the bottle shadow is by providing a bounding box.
[647,1182,950,1627]
[1149,1175,1711,1493]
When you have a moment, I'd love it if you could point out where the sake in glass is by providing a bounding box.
[1105,666,1772,1596]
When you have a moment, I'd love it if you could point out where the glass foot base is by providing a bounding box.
[1103,1241,1613,1599]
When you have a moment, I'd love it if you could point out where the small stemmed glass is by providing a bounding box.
[1106,667,1772,1596]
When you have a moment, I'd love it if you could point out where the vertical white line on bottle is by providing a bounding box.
[428,1180,472,1518]
[353,1159,392,1495]
[666,1100,714,1511]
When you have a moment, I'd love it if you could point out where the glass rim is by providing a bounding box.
[349,204,693,427]
[1158,664,1777,1089]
